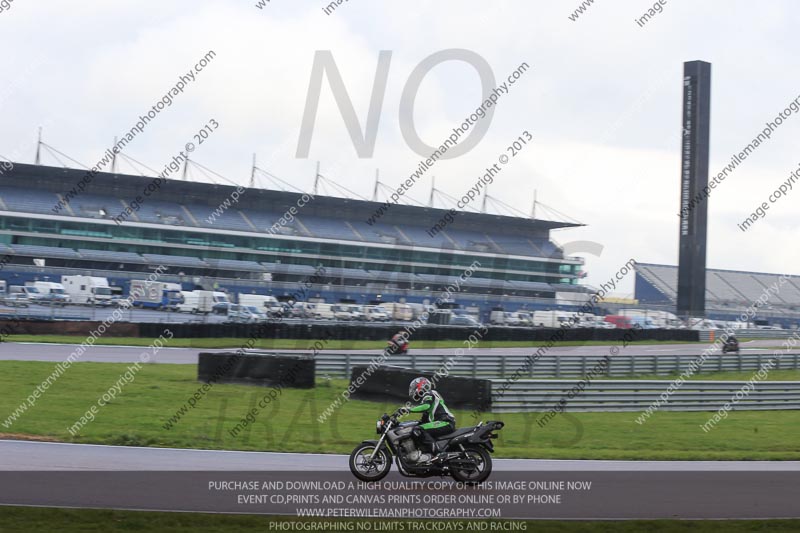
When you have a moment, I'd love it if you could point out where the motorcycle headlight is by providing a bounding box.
[376,420,384,434]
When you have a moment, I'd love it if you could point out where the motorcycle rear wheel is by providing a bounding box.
[349,444,392,482]
[450,445,492,485]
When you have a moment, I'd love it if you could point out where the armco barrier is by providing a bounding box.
[197,352,315,388]
[489,379,800,412]
[315,351,800,380]
[349,365,492,411]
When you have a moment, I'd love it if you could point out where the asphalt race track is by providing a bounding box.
[6,440,800,472]
[1,441,799,519]
[0,340,796,364]
[3,342,800,519]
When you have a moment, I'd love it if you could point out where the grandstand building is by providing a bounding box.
[636,263,800,328]
[0,162,589,318]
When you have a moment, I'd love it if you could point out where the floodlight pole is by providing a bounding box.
[34,127,42,165]
[111,137,118,173]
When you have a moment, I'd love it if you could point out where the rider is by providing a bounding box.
[390,331,409,353]
[400,377,456,464]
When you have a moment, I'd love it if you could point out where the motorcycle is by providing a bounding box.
[722,338,740,354]
[349,412,504,484]
[387,336,409,354]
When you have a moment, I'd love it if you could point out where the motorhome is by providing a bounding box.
[129,280,181,310]
[61,276,112,305]
[384,302,412,321]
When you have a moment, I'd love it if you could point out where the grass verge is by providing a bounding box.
[1,361,800,460]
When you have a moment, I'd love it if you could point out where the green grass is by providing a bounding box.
[3,334,703,349]
[2,361,800,460]
[0,508,799,532]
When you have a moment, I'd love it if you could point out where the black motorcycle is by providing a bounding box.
[349,413,504,484]
[722,337,740,354]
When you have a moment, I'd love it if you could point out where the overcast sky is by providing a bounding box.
[0,0,798,296]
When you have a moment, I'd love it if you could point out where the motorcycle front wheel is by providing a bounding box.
[349,443,392,482]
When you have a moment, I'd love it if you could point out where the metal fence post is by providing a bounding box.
[344,353,351,380]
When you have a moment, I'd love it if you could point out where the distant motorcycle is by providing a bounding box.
[722,337,740,354]
[387,334,409,354]
[349,412,504,484]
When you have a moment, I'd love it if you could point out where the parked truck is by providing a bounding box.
[61,275,113,305]
[129,280,182,310]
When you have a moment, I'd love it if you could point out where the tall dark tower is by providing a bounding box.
[677,60,711,318]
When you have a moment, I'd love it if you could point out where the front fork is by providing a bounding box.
[369,422,392,461]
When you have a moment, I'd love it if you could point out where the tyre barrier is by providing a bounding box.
[141,322,699,342]
[197,351,315,388]
[348,365,492,412]
[0,319,702,342]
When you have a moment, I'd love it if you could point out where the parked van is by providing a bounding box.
[365,305,390,322]
[310,303,334,320]
[531,310,573,328]
[331,304,355,321]
[238,294,285,317]
[27,281,70,305]
[211,292,231,314]
[175,290,214,314]
[10,285,43,302]
[227,304,266,323]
